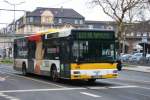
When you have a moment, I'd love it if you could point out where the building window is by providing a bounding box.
[143,32,147,36]
[107,25,113,30]
[58,18,62,23]
[29,17,34,23]
[74,19,78,24]
[126,33,130,37]
[41,16,53,24]
[16,21,20,29]
[130,32,134,36]
[136,32,141,36]
[101,26,105,29]
[88,25,93,29]
[27,25,33,33]
[79,20,83,24]
[45,17,49,23]
[46,16,53,23]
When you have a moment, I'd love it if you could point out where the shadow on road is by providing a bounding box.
[16,73,119,87]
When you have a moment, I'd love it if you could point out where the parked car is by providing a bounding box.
[120,54,131,62]
[129,53,143,62]
[146,54,150,62]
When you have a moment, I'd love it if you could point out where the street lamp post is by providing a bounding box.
[142,36,147,58]
[3,0,25,58]
[4,0,25,34]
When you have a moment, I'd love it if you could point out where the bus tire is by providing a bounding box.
[22,63,27,76]
[87,79,96,83]
[51,65,59,82]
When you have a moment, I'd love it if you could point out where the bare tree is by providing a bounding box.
[90,0,144,54]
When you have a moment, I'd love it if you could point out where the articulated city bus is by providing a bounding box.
[13,29,118,82]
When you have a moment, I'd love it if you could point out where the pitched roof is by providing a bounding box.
[26,7,84,19]
[85,20,115,24]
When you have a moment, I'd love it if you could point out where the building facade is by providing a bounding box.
[125,21,150,53]
[14,7,85,34]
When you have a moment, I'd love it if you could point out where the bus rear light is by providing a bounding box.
[73,71,80,74]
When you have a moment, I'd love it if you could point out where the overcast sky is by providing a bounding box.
[0,0,113,29]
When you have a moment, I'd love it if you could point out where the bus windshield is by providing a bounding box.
[71,40,115,62]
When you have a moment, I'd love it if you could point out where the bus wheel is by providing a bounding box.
[22,64,27,76]
[87,79,96,84]
[51,67,59,82]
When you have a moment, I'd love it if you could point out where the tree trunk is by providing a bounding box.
[117,21,125,56]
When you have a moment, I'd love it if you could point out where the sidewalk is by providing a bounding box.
[123,65,150,73]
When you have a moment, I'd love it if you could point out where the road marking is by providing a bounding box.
[87,87,106,90]
[0,77,6,82]
[80,92,101,98]
[0,92,20,100]
[87,85,139,89]
[0,70,66,88]
[0,87,86,93]
[0,85,139,93]
[109,85,139,89]
[10,99,20,100]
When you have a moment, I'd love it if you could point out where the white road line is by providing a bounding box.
[87,87,106,90]
[109,85,139,89]
[87,85,139,89]
[0,93,8,97]
[0,87,86,93]
[80,92,101,98]
[0,70,66,88]
[0,92,20,100]
[11,99,20,100]
[5,96,17,99]
[0,77,6,82]
[0,85,139,93]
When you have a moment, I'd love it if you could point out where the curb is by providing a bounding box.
[122,67,150,73]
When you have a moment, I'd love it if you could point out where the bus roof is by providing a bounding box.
[14,28,115,41]
[45,28,115,39]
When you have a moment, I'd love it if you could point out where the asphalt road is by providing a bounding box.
[0,64,150,100]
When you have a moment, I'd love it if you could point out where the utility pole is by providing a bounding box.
[3,0,25,34]
[3,0,25,58]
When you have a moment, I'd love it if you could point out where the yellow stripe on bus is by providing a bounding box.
[71,63,117,70]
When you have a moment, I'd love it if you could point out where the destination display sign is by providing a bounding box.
[73,31,114,39]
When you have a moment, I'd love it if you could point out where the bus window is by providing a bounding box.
[72,41,88,61]
[28,41,36,59]
[71,40,115,62]
[44,39,60,60]
[60,40,70,61]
